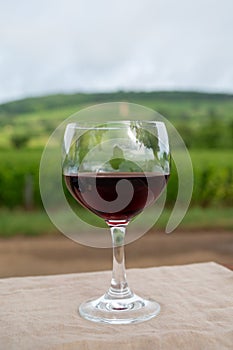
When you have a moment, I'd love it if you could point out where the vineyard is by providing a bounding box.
[0,91,233,235]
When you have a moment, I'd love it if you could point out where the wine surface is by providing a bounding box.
[64,172,169,223]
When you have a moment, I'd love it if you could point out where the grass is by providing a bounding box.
[156,206,233,231]
[0,206,232,238]
[0,209,56,237]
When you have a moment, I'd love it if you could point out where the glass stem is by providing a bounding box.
[106,225,133,299]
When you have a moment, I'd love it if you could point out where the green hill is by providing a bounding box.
[1,90,233,117]
[0,91,233,150]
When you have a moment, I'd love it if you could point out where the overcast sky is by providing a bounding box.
[0,0,233,103]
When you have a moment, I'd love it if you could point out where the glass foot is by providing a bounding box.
[79,292,160,324]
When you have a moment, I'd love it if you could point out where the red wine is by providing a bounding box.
[64,172,169,224]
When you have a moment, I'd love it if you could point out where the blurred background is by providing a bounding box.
[0,0,232,277]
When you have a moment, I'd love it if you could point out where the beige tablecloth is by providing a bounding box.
[0,262,233,350]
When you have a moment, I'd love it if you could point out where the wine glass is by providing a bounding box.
[62,120,170,324]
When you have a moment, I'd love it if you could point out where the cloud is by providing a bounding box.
[0,0,233,103]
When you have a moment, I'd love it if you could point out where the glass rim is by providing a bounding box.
[65,120,166,130]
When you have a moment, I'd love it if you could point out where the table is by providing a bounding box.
[0,262,233,350]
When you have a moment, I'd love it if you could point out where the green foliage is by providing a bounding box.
[10,132,30,149]
[190,150,233,207]
[0,150,42,208]
[176,117,233,149]
[0,149,232,209]
[0,91,233,150]
[0,91,233,211]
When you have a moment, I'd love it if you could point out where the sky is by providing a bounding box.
[0,0,233,103]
